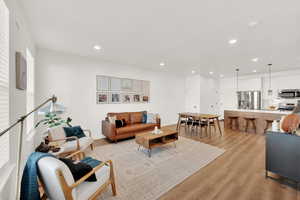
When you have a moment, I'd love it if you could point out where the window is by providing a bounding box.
[26,49,35,135]
[0,0,10,168]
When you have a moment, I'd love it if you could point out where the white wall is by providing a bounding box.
[36,49,186,139]
[184,74,221,115]
[184,75,201,112]
[200,77,220,115]
[1,0,36,199]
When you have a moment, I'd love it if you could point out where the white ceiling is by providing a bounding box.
[21,0,300,77]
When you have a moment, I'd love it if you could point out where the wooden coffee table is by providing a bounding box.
[135,127,178,157]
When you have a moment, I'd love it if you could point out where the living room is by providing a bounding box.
[1,0,300,200]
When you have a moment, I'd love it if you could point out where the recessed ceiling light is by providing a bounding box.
[220,74,224,78]
[93,45,101,50]
[209,71,214,75]
[253,69,257,73]
[251,57,259,62]
[159,62,165,66]
[248,21,258,27]
[191,70,196,74]
[228,39,237,44]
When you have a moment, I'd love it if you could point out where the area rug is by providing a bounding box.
[90,136,225,200]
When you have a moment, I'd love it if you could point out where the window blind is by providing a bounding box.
[0,0,10,169]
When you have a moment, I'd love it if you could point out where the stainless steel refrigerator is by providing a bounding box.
[237,90,261,110]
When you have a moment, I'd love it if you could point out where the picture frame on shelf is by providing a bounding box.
[96,92,109,104]
[121,93,132,103]
[133,94,141,103]
[142,95,149,103]
[109,92,121,104]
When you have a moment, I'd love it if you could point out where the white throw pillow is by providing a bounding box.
[108,116,116,124]
[146,113,156,124]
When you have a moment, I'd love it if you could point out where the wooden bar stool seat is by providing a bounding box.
[244,117,256,133]
[228,116,239,130]
[264,120,273,133]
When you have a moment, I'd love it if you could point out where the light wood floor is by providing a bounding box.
[95,123,299,200]
[159,124,299,200]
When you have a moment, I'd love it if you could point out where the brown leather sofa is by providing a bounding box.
[102,111,161,142]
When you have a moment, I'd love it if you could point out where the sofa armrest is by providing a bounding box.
[102,120,116,140]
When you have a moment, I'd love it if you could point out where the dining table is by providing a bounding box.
[176,112,223,137]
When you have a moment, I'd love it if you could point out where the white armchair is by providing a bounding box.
[48,127,94,157]
[38,152,117,200]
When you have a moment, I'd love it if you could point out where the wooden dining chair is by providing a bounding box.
[201,118,217,137]
[177,113,190,133]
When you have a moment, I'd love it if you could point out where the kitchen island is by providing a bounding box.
[224,109,291,134]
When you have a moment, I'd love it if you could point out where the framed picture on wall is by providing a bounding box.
[133,94,141,103]
[96,75,110,91]
[110,77,122,91]
[142,95,149,103]
[121,79,133,91]
[16,52,27,90]
[121,93,132,103]
[95,75,150,104]
[109,92,121,104]
[132,80,142,93]
[142,80,150,96]
[96,92,108,104]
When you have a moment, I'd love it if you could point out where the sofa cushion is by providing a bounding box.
[142,111,147,123]
[63,126,86,139]
[130,112,143,124]
[116,123,157,135]
[115,119,124,128]
[146,113,157,124]
[59,158,97,182]
[107,113,130,124]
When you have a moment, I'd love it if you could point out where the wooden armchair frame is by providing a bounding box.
[48,129,95,158]
[47,151,117,200]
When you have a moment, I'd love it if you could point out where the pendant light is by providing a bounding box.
[268,64,273,96]
[236,68,240,109]
[235,68,239,92]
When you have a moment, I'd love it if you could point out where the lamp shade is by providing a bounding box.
[38,102,66,115]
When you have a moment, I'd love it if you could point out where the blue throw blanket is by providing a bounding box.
[21,152,55,200]
[81,157,102,168]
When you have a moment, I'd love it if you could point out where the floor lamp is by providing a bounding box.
[0,95,62,200]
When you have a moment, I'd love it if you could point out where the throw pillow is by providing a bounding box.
[63,126,86,139]
[142,112,147,123]
[108,116,116,124]
[59,158,97,182]
[115,119,123,128]
[122,119,127,126]
[146,113,157,124]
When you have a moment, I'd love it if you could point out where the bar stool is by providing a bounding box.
[228,116,239,130]
[244,117,256,133]
[264,120,273,133]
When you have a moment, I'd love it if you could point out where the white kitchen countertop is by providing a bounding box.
[225,109,292,115]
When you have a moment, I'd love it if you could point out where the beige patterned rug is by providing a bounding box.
[89,136,224,200]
